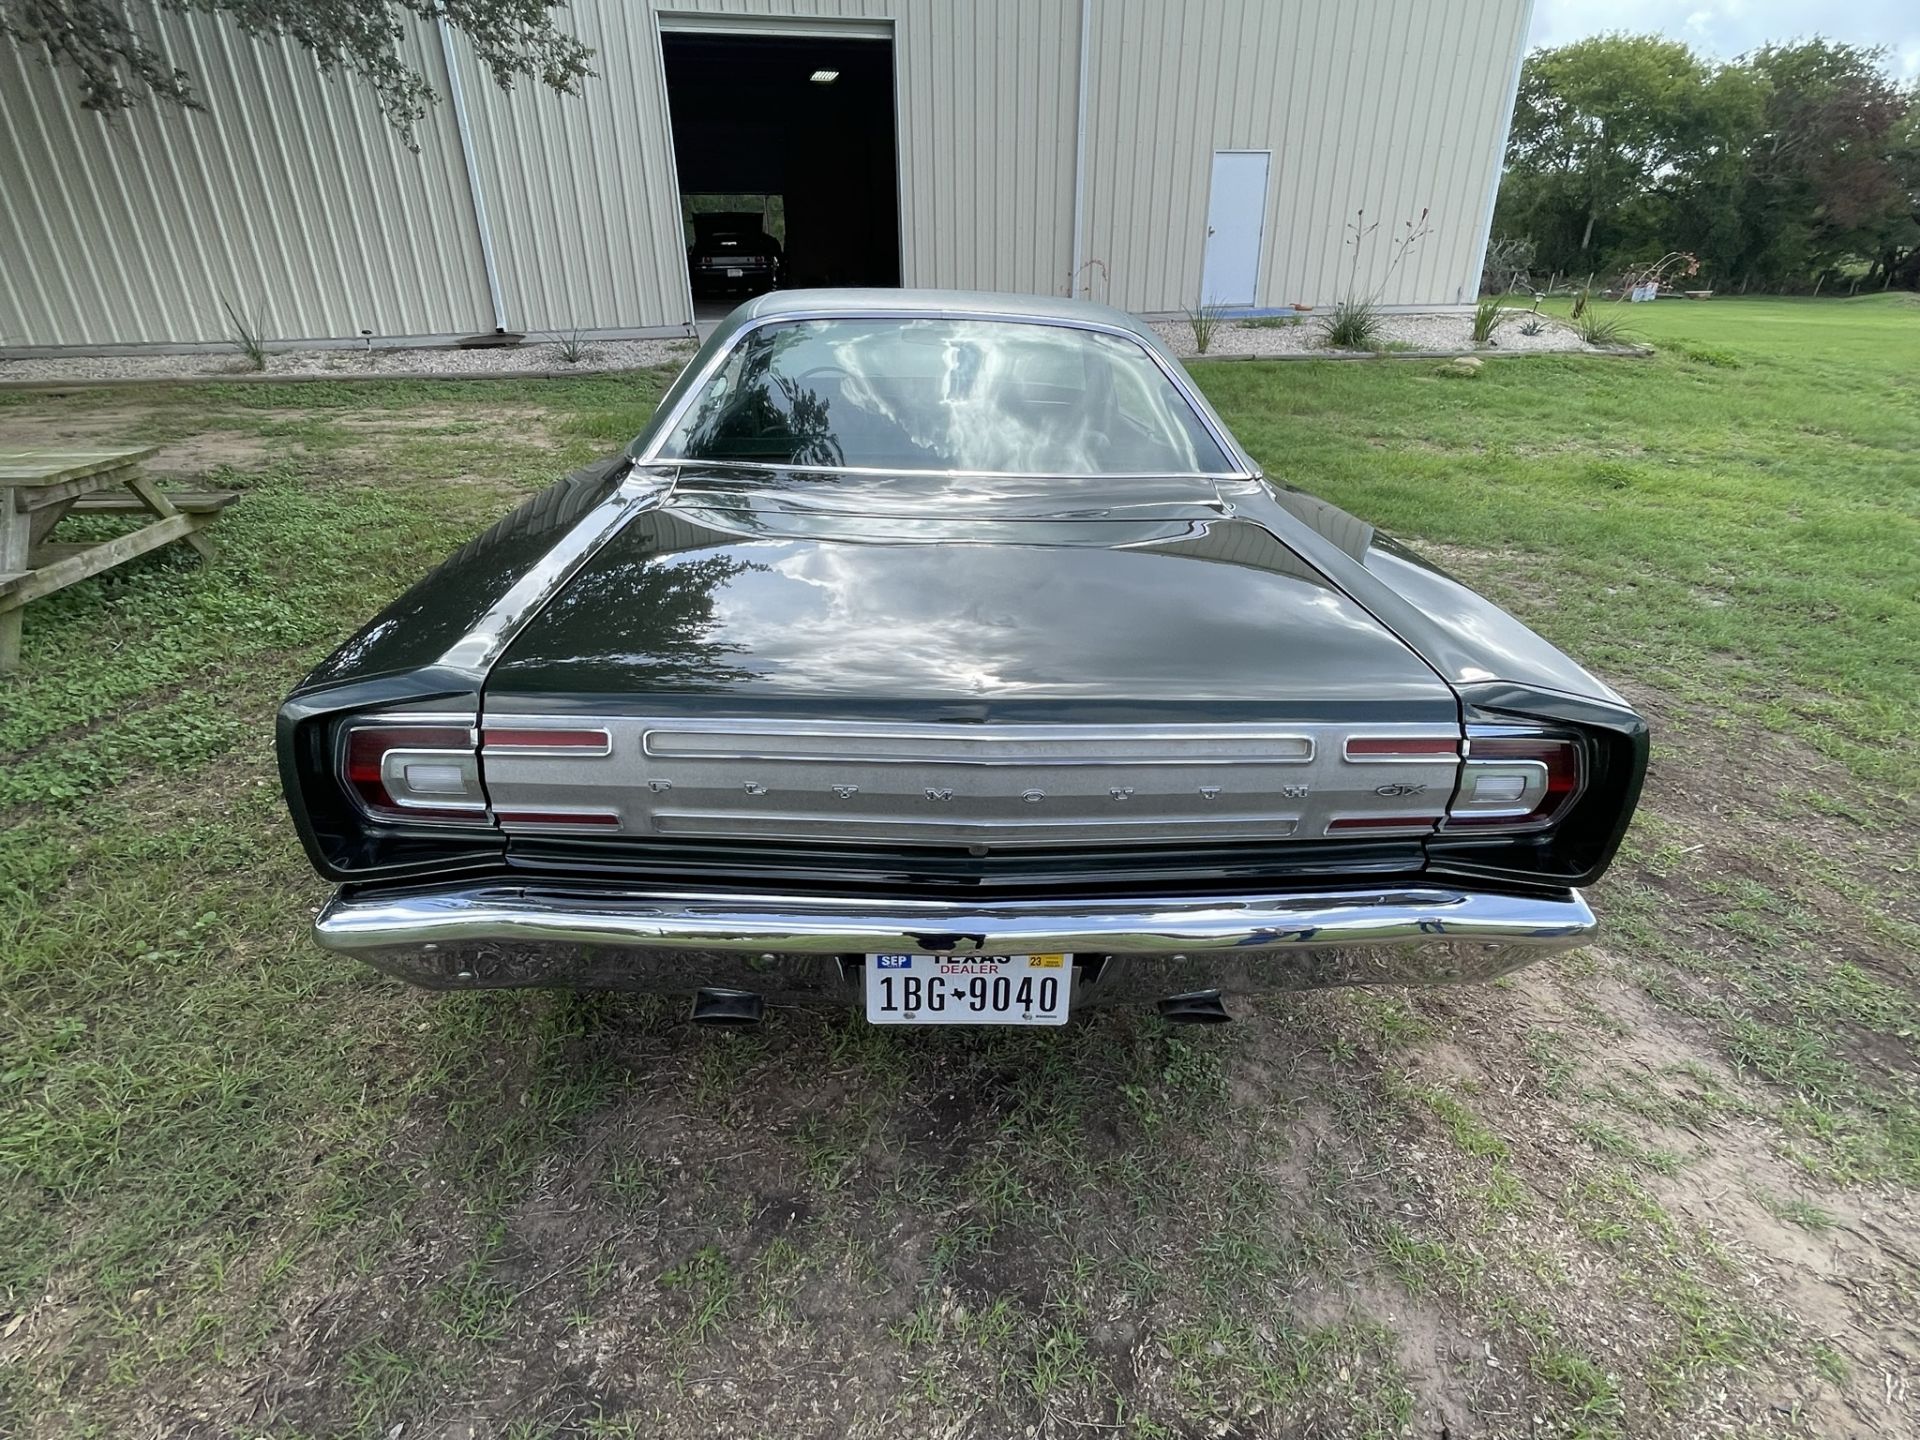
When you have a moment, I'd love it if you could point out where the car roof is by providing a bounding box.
[730,288,1157,344]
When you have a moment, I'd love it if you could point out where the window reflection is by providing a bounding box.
[660,319,1232,476]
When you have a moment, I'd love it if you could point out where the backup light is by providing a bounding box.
[342,721,490,825]
[1445,729,1583,831]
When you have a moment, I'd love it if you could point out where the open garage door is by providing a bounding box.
[661,29,900,306]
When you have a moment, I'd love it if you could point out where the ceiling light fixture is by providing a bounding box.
[810,69,840,83]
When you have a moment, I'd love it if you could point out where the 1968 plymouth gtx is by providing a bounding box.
[278,290,1647,1027]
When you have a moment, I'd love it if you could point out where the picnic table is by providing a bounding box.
[0,446,238,674]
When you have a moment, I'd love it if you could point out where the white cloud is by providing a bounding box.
[1528,0,1920,78]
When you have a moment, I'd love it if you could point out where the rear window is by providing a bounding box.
[655,318,1234,475]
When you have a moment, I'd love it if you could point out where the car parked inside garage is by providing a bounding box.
[686,210,783,298]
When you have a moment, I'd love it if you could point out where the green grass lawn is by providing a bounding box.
[1198,293,1920,788]
[0,296,1915,1438]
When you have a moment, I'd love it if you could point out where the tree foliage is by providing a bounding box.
[0,0,595,131]
[1495,34,1919,291]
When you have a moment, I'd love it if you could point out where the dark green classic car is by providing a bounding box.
[278,291,1646,1028]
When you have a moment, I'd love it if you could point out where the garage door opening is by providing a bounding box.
[661,30,900,309]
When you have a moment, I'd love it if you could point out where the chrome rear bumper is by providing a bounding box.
[313,882,1595,1004]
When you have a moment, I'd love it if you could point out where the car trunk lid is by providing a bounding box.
[476,470,1463,849]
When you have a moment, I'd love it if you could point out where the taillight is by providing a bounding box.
[1343,735,1460,760]
[341,720,491,825]
[480,727,611,754]
[1445,727,1582,831]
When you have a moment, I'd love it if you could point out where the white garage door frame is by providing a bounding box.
[652,9,905,306]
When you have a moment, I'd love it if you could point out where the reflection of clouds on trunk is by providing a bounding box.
[683,533,1399,700]
[662,318,1229,476]
[486,486,1453,708]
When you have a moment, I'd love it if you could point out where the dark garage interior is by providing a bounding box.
[661,32,901,295]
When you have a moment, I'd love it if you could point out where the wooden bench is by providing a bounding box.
[67,489,241,516]
[0,447,239,674]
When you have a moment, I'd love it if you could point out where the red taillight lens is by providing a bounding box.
[342,722,490,825]
[493,808,621,829]
[481,727,611,753]
[1343,736,1460,760]
[1445,729,1583,831]
[1327,814,1438,832]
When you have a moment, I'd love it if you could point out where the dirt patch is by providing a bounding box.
[0,397,578,485]
[0,401,274,476]
[331,404,555,434]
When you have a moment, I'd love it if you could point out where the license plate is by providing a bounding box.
[725,266,744,277]
[866,954,1072,1026]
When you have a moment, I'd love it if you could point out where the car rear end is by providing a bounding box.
[688,213,780,296]
[282,620,1636,1026]
[278,294,1644,1026]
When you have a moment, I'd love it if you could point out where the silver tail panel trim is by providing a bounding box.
[478,716,1463,847]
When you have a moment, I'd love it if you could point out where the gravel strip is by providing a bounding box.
[0,336,699,386]
[1149,309,1593,359]
[4,310,1595,386]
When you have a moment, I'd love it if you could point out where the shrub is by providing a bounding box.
[1320,297,1383,349]
[553,328,594,365]
[1481,234,1536,295]
[1679,343,1741,368]
[220,295,267,371]
[1577,310,1633,347]
[1318,205,1432,351]
[1184,303,1227,354]
[1519,317,1546,336]
[1470,297,1508,345]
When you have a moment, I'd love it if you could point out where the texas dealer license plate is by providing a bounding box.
[865,954,1072,1026]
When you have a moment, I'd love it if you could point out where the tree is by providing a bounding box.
[1886,96,1920,287]
[0,0,594,131]
[1500,35,1749,268]
[1737,40,1915,287]
[1494,32,1917,291]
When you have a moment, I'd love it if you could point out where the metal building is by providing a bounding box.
[0,0,1530,353]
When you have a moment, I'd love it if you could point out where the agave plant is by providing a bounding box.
[1184,302,1228,354]
[1577,310,1632,347]
[1320,297,1383,349]
[1470,297,1508,345]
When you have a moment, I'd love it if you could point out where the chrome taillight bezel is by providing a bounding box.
[338,716,492,826]
[1444,727,1584,833]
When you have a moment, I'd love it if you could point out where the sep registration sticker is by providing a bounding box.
[865,954,1072,1026]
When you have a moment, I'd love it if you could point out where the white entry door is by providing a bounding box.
[1200,151,1270,307]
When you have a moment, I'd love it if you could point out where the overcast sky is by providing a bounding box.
[1527,0,1920,80]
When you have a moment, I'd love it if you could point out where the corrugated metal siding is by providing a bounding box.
[0,0,1526,349]
[1079,0,1528,312]
[0,7,490,348]
[892,0,1079,294]
[453,4,690,333]
[654,0,1079,297]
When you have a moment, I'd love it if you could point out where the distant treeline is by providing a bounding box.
[1493,36,1918,293]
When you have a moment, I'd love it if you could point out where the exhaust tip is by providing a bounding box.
[1157,991,1233,1025]
[690,988,765,1026]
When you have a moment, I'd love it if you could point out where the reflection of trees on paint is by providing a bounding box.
[526,551,763,690]
[304,460,625,685]
[674,328,845,469]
